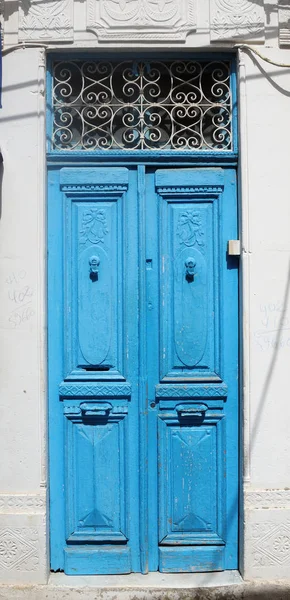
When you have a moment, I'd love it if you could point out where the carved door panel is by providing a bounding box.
[48,166,238,575]
[49,166,141,575]
[145,168,238,573]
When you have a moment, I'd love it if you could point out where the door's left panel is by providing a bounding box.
[48,167,140,574]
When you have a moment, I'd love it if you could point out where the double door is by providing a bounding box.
[48,165,238,574]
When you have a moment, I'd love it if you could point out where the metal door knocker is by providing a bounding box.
[185,257,196,283]
[89,255,100,282]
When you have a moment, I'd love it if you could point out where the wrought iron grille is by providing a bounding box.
[51,59,233,152]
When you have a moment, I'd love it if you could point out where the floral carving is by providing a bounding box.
[177,211,204,248]
[102,0,178,25]
[0,540,17,563]
[273,535,290,556]
[0,528,38,571]
[251,521,290,566]
[19,0,73,41]
[210,0,265,41]
[87,0,196,42]
[80,209,109,246]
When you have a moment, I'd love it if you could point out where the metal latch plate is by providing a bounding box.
[227,240,241,256]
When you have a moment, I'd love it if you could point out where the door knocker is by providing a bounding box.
[185,257,196,283]
[89,255,100,282]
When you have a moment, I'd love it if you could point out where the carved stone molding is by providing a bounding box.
[0,515,47,583]
[86,0,196,42]
[19,0,74,42]
[251,519,290,568]
[246,489,290,510]
[0,527,40,571]
[210,0,265,42]
[244,507,290,579]
[278,2,290,46]
[0,495,46,514]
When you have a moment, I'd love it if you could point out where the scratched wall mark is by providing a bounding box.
[5,271,35,328]
[254,302,290,351]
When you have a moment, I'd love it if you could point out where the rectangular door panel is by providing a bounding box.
[159,547,224,573]
[64,546,131,576]
[64,402,128,544]
[61,167,128,380]
[158,405,225,547]
[156,169,224,382]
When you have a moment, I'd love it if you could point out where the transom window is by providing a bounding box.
[51,59,233,152]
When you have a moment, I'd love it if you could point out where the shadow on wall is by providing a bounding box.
[247,261,290,469]
[0,158,3,219]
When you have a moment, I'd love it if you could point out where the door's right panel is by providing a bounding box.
[155,168,238,573]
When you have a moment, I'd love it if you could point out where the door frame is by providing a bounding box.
[46,51,240,574]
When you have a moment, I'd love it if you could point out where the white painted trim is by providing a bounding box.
[238,48,251,484]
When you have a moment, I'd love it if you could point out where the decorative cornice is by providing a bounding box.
[87,0,196,43]
[157,186,223,195]
[59,382,132,397]
[210,0,265,42]
[96,30,186,41]
[0,495,46,514]
[19,0,74,42]
[61,184,128,192]
[246,490,290,510]
[156,384,228,398]
[278,2,290,46]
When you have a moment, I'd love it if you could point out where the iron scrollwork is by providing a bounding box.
[52,59,232,151]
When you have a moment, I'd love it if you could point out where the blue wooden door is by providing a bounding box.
[48,165,238,574]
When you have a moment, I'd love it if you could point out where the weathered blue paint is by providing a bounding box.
[48,165,238,575]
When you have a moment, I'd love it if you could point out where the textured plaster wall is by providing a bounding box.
[0,0,290,585]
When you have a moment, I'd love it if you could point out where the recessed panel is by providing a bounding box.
[159,195,220,381]
[64,193,125,378]
[65,405,127,543]
[77,203,115,367]
[174,238,207,368]
[158,410,225,546]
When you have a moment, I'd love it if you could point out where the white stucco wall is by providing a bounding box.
[0,47,47,583]
[0,0,290,585]
[240,47,290,579]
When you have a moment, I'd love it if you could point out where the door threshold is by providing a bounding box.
[49,571,243,588]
